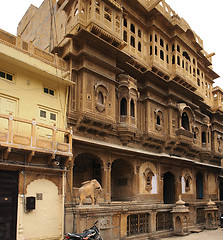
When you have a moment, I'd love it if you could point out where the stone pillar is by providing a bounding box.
[104,162,111,203]
[171,195,189,236]
[120,213,128,239]
[204,199,218,230]
[150,211,157,233]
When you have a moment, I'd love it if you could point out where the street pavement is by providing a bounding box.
[161,228,223,240]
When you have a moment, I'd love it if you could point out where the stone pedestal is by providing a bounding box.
[204,199,218,230]
[171,195,189,236]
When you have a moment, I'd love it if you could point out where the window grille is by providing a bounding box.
[127,213,149,236]
[0,70,13,81]
[156,212,173,231]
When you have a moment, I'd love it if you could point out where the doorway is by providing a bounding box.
[196,172,203,199]
[0,170,18,240]
[163,172,175,204]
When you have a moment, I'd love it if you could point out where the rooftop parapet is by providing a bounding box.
[0,28,67,71]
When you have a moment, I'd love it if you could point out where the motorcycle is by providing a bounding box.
[64,221,103,240]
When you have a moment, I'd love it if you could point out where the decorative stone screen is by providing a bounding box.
[127,213,149,236]
[196,208,205,224]
[156,212,173,231]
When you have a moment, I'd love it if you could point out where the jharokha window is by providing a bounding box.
[120,98,127,116]
[182,112,189,131]
[130,99,135,117]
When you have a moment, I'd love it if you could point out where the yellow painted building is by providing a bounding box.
[0,28,73,240]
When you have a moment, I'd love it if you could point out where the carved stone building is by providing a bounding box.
[18,0,223,239]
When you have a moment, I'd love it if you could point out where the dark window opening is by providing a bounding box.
[130,23,135,34]
[0,70,13,81]
[183,51,190,61]
[157,115,161,125]
[130,99,135,117]
[123,31,127,42]
[138,42,141,52]
[160,50,164,60]
[182,112,189,131]
[202,132,206,144]
[120,98,127,116]
[177,45,180,52]
[172,44,175,52]
[40,110,46,118]
[160,38,164,47]
[197,78,200,86]
[155,46,157,56]
[186,179,189,188]
[150,46,152,55]
[166,55,169,64]
[177,56,180,66]
[155,34,157,42]
[50,113,56,121]
[150,34,152,42]
[138,29,141,38]
[172,55,175,64]
[166,44,169,51]
[123,18,127,27]
[0,71,5,78]
[44,87,48,94]
[130,36,135,47]
[194,132,197,139]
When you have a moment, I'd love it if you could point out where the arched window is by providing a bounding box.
[130,99,135,117]
[138,29,141,38]
[130,23,135,33]
[138,42,141,52]
[120,98,127,116]
[182,112,189,131]
[157,115,161,125]
[98,91,104,104]
[177,45,180,52]
[183,51,190,61]
[160,50,164,60]
[130,36,135,47]
[160,38,164,47]
[202,132,206,144]
[123,30,127,42]
[123,18,127,27]
[172,55,175,64]
[177,56,180,66]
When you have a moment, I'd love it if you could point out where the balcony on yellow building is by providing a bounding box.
[0,113,73,167]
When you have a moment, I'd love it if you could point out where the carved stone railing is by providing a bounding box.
[0,113,73,165]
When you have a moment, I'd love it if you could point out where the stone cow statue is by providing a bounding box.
[79,179,102,205]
